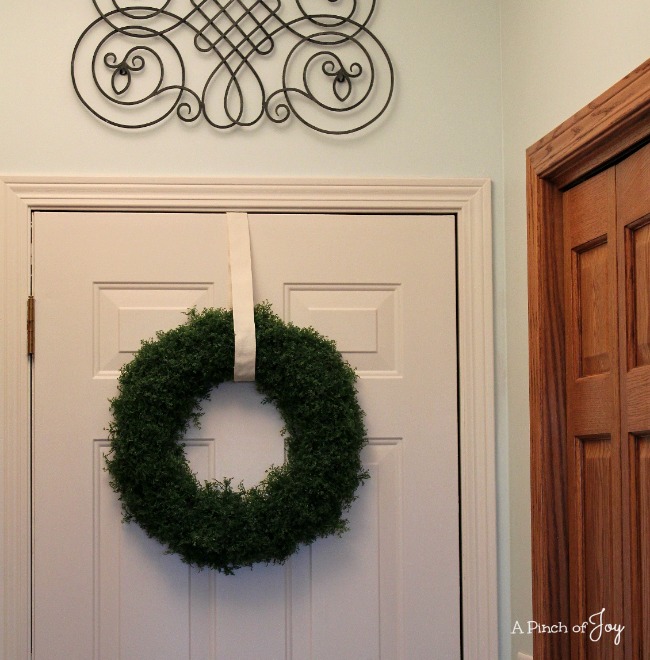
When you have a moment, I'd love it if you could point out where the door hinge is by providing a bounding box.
[27,295,35,356]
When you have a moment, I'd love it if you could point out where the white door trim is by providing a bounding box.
[0,177,496,659]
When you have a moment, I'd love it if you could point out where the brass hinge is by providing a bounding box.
[27,295,35,356]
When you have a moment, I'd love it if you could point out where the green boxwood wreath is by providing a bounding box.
[106,303,368,574]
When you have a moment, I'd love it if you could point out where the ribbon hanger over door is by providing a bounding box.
[227,212,256,382]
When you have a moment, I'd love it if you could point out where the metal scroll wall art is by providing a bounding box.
[71,0,394,134]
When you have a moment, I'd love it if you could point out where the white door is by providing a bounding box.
[32,211,459,660]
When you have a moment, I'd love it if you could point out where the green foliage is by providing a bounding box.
[106,303,368,574]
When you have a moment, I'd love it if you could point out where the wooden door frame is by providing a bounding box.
[528,59,650,658]
[1,177,496,659]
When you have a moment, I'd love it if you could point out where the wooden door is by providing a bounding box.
[527,58,650,659]
[564,169,623,658]
[32,210,460,659]
[617,145,650,656]
[562,141,650,657]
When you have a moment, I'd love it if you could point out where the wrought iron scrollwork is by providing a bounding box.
[71,0,394,134]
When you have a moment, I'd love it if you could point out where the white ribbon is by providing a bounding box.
[227,212,256,381]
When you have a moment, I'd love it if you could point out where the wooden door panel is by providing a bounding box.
[621,213,650,431]
[617,140,650,658]
[565,171,616,377]
[575,240,611,376]
[577,437,617,617]
[564,168,624,658]
[628,222,650,368]
[628,433,650,656]
[617,142,650,226]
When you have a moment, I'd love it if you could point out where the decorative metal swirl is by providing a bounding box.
[71,0,394,134]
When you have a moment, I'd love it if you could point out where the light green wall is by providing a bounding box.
[0,2,504,179]
[500,2,649,658]
[1,1,648,657]
[0,0,511,654]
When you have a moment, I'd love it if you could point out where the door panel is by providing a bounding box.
[562,141,650,657]
[617,142,650,658]
[564,168,624,658]
[627,223,650,368]
[32,211,459,659]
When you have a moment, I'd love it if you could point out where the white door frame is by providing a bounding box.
[0,177,497,659]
